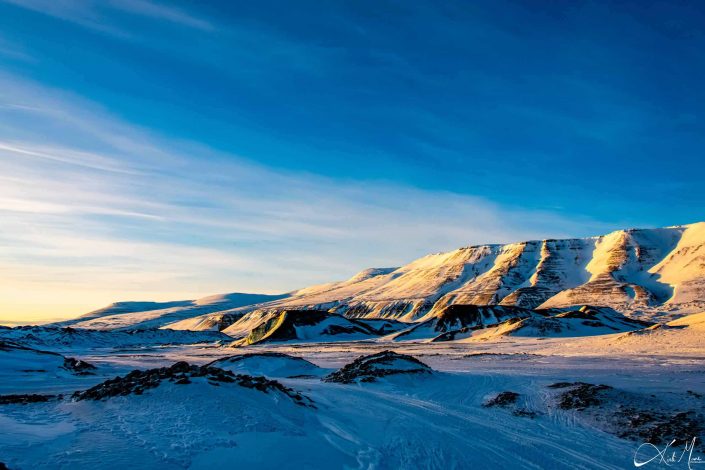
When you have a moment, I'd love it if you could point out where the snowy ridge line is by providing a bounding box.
[59,222,705,332]
[170,222,705,332]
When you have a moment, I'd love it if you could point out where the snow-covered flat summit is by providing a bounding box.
[161,222,705,336]
[55,222,705,335]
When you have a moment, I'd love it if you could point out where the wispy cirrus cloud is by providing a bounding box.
[0,0,214,38]
[0,73,613,322]
[0,34,35,62]
[109,0,214,31]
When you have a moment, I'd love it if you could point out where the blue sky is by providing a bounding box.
[0,0,704,321]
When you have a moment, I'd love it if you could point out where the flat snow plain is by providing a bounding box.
[1,334,704,470]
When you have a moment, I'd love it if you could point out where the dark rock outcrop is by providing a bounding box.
[548,382,704,448]
[482,391,538,418]
[245,310,377,345]
[324,351,432,384]
[0,394,55,405]
[434,304,538,332]
[72,361,313,407]
[549,382,613,410]
[62,357,97,375]
[483,391,519,408]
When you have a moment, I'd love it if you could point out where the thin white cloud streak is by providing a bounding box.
[1,0,214,36]
[0,74,613,321]
[1,0,340,83]
[108,0,214,31]
[0,0,133,38]
[0,35,35,62]
[0,141,140,174]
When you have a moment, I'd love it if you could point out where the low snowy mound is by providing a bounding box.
[353,318,410,334]
[638,310,705,336]
[240,310,379,345]
[389,304,537,341]
[62,292,289,330]
[0,326,230,351]
[74,300,193,321]
[0,340,96,376]
[470,306,652,340]
[73,361,313,407]
[603,311,705,354]
[1,363,321,468]
[165,311,244,332]
[207,353,324,378]
[667,311,705,329]
[324,351,432,384]
[548,382,704,449]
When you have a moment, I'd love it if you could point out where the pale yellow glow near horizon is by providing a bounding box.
[0,76,608,329]
[0,282,210,326]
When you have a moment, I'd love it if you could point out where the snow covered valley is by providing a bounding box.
[1,331,704,469]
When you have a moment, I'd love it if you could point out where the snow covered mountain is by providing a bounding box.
[169,222,705,332]
[67,222,705,332]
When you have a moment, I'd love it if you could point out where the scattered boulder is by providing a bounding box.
[549,382,613,410]
[616,409,702,447]
[324,351,432,384]
[483,391,520,408]
[72,361,313,407]
[512,409,539,418]
[548,382,704,449]
[0,394,55,405]
[483,391,539,418]
[62,357,97,375]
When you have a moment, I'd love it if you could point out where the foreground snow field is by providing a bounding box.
[1,331,703,470]
[3,223,704,469]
